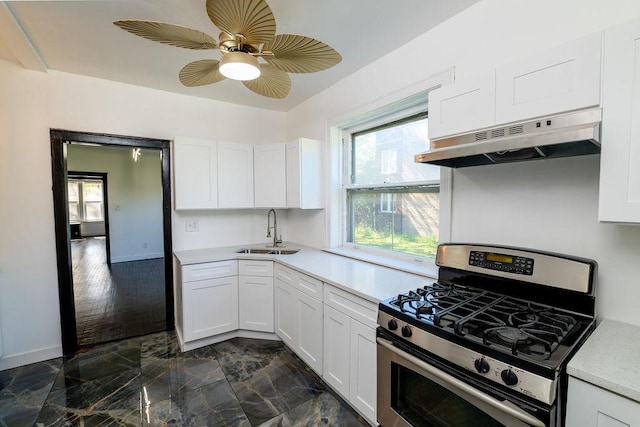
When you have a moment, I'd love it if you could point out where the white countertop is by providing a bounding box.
[567,319,640,403]
[173,244,437,303]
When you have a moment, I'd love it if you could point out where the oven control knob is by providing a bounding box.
[474,358,490,374]
[387,319,398,330]
[401,325,412,338]
[501,369,518,386]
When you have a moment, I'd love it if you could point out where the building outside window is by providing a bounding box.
[344,113,441,258]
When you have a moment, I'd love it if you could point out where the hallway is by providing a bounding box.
[72,237,166,346]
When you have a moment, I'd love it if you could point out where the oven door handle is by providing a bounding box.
[377,338,545,427]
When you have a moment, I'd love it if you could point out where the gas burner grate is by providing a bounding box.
[386,281,581,360]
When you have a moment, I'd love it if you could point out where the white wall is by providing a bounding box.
[0,60,286,369]
[287,0,640,327]
[68,144,164,262]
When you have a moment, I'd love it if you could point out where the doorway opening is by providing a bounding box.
[68,172,111,266]
[51,129,173,356]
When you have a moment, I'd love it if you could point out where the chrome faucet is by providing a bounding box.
[266,209,283,247]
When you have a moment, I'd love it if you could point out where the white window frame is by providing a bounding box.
[380,148,398,175]
[68,179,104,223]
[326,70,454,271]
[341,114,441,262]
[380,193,394,213]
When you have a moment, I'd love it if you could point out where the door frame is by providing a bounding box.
[50,129,173,355]
[67,172,112,266]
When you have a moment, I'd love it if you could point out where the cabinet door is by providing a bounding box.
[599,18,640,223]
[254,143,287,208]
[566,377,640,427]
[495,32,602,125]
[286,138,323,209]
[173,136,217,210]
[217,141,254,208]
[427,71,496,140]
[183,276,238,341]
[238,275,274,332]
[274,279,296,347]
[296,290,323,374]
[349,319,377,423]
[323,304,350,398]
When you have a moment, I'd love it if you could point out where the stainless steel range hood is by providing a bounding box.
[415,108,602,168]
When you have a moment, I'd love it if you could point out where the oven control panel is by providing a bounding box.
[468,251,534,275]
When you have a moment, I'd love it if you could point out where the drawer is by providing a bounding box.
[239,260,274,277]
[182,260,238,282]
[275,264,323,300]
[296,273,323,300]
[324,284,378,328]
[275,264,295,285]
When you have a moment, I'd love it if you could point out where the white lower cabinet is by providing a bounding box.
[181,260,239,342]
[323,284,378,424]
[239,260,274,333]
[323,305,351,398]
[566,377,640,426]
[274,264,324,375]
[275,278,296,347]
[296,290,323,373]
[349,318,377,420]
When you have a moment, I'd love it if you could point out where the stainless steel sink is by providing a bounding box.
[235,248,299,255]
[270,249,299,255]
[236,248,273,254]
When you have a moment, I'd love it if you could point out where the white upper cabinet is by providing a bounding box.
[428,32,602,141]
[173,136,218,210]
[495,32,602,125]
[286,138,323,209]
[254,143,287,208]
[217,141,255,208]
[599,17,640,223]
[428,71,496,140]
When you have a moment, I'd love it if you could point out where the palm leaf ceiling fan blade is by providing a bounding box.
[263,34,342,73]
[206,0,276,45]
[243,65,290,98]
[179,59,227,87]
[114,20,218,50]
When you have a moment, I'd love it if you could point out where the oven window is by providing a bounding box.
[392,363,504,426]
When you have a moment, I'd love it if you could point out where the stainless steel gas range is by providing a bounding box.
[376,243,597,427]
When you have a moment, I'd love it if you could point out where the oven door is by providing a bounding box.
[377,337,547,427]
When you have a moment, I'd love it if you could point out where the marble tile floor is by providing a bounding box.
[0,332,369,426]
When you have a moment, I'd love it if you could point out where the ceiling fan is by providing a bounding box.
[114,0,342,99]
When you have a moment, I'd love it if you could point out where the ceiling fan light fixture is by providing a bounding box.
[219,51,261,81]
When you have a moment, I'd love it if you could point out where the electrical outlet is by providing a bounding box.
[185,219,199,232]
[143,242,148,248]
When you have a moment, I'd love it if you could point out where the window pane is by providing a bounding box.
[68,181,79,202]
[69,202,79,222]
[348,189,440,258]
[83,182,102,202]
[84,202,103,221]
[352,118,439,185]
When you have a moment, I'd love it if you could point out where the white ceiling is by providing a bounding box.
[0,0,479,112]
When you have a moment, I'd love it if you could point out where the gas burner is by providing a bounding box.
[510,311,540,326]
[495,327,531,344]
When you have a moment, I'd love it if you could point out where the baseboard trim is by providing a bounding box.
[111,253,164,263]
[0,345,63,371]
[177,329,279,352]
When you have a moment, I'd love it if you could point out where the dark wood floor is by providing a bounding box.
[72,237,166,347]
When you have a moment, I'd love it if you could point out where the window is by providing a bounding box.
[380,193,394,213]
[68,179,104,223]
[344,114,440,258]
